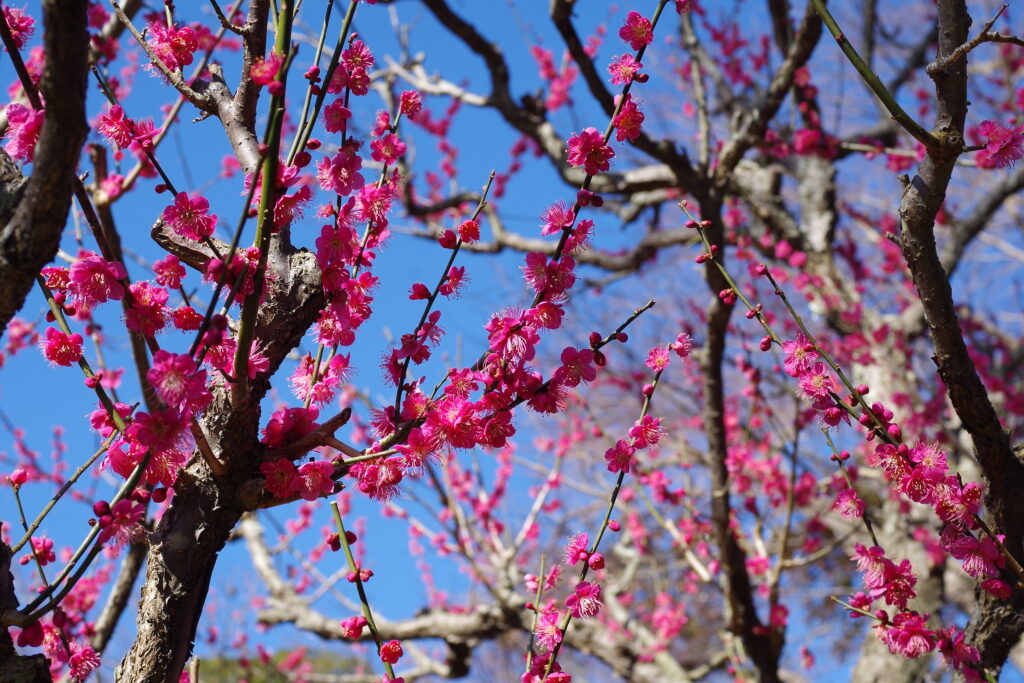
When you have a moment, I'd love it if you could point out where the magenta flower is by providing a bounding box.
[262,407,321,448]
[2,7,34,49]
[124,282,169,337]
[563,532,589,566]
[41,327,83,367]
[612,94,644,142]
[566,127,614,175]
[260,458,298,498]
[565,581,603,619]
[555,347,596,387]
[608,54,642,85]
[294,460,336,501]
[618,11,653,50]
[147,350,212,416]
[4,103,43,161]
[534,609,563,651]
[976,120,1024,168]
[162,192,217,241]
[322,99,352,133]
[878,611,935,658]
[97,105,135,148]
[68,252,126,311]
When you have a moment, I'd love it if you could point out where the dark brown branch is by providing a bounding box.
[890,0,1024,675]
[0,0,89,337]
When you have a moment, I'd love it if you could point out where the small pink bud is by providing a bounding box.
[587,553,605,570]
[588,332,602,347]
[9,469,28,487]
[608,520,621,532]
[759,336,772,351]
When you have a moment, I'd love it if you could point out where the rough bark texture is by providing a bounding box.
[894,0,1024,677]
[114,248,326,682]
[0,0,88,336]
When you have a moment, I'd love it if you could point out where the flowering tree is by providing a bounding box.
[1,0,1024,682]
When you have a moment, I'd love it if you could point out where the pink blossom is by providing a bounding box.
[618,11,653,50]
[554,347,596,387]
[162,192,217,241]
[293,461,336,501]
[796,361,835,400]
[147,350,212,416]
[612,94,644,142]
[565,581,603,619]
[832,488,865,518]
[124,281,169,337]
[370,133,407,165]
[146,22,198,73]
[380,639,403,664]
[68,252,126,310]
[260,458,297,498]
[400,90,423,117]
[645,346,670,372]
[540,201,574,236]
[439,265,469,298]
[4,103,43,161]
[2,7,34,49]
[629,415,662,449]
[533,609,563,651]
[262,407,321,448]
[937,626,980,675]
[563,532,589,566]
[604,439,635,474]
[976,120,1024,169]
[946,533,1003,578]
[322,99,352,133]
[98,498,145,545]
[68,645,101,681]
[781,334,817,377]
[153,254,186,289]
[249,52,284,85]
[566,127,614,175]
[672,333,692,358]
[97,105,135,148]
[608,54,642,85]
[340,615,368,639]
[353,459,404,501]
[41,327,83,367]
[878,611,935,658]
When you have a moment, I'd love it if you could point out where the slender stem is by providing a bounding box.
[10,436,117,554]
[809,0,937,148]
[330,502,396,680]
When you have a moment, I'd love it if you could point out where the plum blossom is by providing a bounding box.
[565,581,603,618]
[566,127,614,175]
[147,350,212,416]
[4,103,43,161]
[608,54,642,85]
[294,460,336,501]
[162,192,217,241]
[618,11,653,50]
[976,120,1024,169]
[41,327,83,367]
